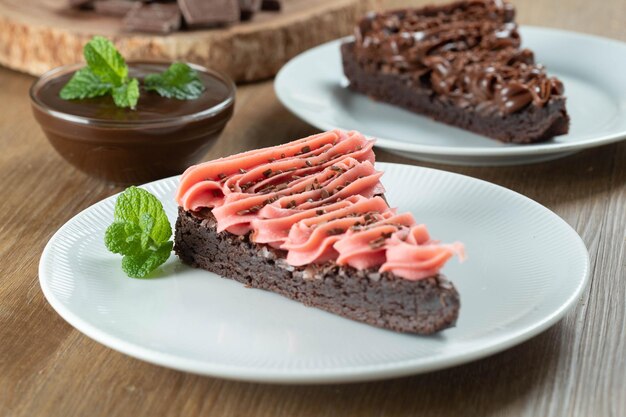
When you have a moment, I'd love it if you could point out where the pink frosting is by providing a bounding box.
[176,129,464,280]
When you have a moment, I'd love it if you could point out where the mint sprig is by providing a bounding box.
[60,36,139,109]
[104,187,173,279]
[60,36,206,109]
[144,62,206,100]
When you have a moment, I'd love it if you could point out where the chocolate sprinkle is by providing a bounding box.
[369,237,386,249]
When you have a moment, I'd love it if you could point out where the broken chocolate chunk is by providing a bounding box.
[261,0,281,11]
[94,0,135,17]
[68,0,93,9]
[239,0,261,21]
[178,0,239,28]
[123,3,182,34]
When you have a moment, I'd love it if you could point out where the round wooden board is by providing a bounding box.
[0,0,376,82]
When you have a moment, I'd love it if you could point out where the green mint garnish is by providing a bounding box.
[104,186,173,279]
[61,36,139,109]
[112,78,140,109]
[144,62,206,100]
[59,67,112,100]
[83,36,129,86]
[60,37,206,109]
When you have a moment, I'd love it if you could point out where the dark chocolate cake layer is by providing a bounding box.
[342,0,570,143]
[174,208,460,335]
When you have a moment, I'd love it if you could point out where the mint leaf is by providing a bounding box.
[105,187,173,279]
[112,78,139,109]
[83,36,128,86]
[122,241,173,279]
[59,67,112,100]
[114,186,171,244]
[144,62,205,100]
[104,221,142,255]
[138,213,155,250]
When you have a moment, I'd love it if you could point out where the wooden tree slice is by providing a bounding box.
[0,0,377,82]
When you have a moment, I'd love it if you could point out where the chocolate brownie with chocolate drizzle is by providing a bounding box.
[341,0,569,143]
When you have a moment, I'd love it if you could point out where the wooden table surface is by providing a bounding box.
[0,1,624,416]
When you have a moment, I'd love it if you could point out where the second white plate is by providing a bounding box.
[275,27,626,166]
[39,163,589,383]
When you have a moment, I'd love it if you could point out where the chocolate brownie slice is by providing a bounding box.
[342,0,570,143]
[174,130,463,334]
[175,208,460,335]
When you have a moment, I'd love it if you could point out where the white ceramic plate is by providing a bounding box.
[275,27,626,166]
[39,163,589,383]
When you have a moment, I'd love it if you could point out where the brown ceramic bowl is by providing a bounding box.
[30,62,235,185]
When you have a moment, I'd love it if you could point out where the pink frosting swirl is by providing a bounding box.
[176,130,464,280]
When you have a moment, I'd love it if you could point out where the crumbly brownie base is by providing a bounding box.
[341,42,569,144]
[174,207,460,334]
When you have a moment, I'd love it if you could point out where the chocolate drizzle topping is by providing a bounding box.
[353,0,564,115]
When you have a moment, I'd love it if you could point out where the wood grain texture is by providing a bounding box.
[0,0,625,416]
[0,0,375,81]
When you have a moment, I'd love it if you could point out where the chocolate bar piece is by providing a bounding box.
[94,0,135,17]
[68,0,93,9]
[178,0,239,27]
[123,3,182,34]
[239,0,261,21]
[261,0,281,11]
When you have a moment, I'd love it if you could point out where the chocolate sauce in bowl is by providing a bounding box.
[30,62,235,185]
[35,63,232,122]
